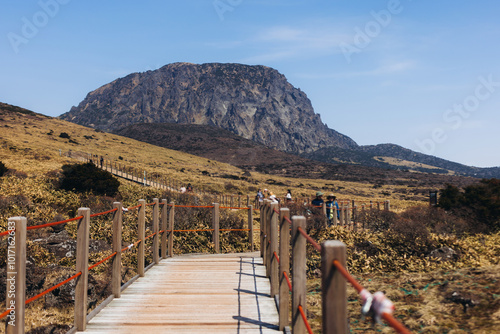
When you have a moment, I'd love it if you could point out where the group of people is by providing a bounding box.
[255,189,339,226]
[255,189,293,206]
[180,183,193,193]
[312,191,340,226]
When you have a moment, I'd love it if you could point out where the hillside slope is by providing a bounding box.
[303,144,500,178]
[112,122,477,191]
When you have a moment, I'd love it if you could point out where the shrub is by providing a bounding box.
[59,163,120,196]
[438,179,500,232]
[357,208,400,232]
[0,161,7,177]
[59,132,70,139]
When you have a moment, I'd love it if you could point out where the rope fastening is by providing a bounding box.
[361,289,395,323]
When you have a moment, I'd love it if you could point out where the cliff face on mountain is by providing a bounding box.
[60,62,357,153]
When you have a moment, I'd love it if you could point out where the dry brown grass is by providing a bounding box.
[0,109,420,210]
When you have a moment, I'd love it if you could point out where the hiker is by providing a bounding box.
[186,183,193,192]
[285,189,292,202]
[269,192,279,203]
[326,194,340,226]
[311,191,324,207]
[100,156,104,168]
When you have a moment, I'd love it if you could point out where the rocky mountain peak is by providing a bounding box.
[60,62,357,153]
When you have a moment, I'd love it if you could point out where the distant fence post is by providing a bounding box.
[138,199,146,277]
[168,202,175,257]
[112,202,122,299]
[332,204,338,226]
[6,217,27,334]
[153,198,160,265]
[212,203,220,253]
[339,204,345,226]
[322,202,327,225]
[292,216,307,334]
[248,205,254,251]
[322,241,347,334]
[161,199,168,259]
[346,203,351,229]
[353,205,358,231]
[75,208,90,331]
[279,208,290,331]
[270,202,279,297]
[386,200,391,211]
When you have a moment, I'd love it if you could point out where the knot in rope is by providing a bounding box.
[361,289,394,323]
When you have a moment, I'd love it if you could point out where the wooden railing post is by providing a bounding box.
[75,208,90,331]
[248,205,254,251]
[270,202,279,297]
[265,200,272,278]
[161,199,168,259]
[153,198,160,265]
[322,241,347,334]
[168,202,175,257]
[6,217,27,334]
[212,203,220,253]
[292,216,307,334]
[260,201,266,259]
[279,208,290,331]
[138,199,146,277]
[112,203,122,299]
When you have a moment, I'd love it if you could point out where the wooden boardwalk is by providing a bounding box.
[83,252,280,333]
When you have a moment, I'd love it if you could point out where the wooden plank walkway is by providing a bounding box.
[83,252,281,333]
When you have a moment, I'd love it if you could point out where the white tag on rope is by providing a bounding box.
[371,291,395,323]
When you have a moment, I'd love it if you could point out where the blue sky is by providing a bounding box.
[1,0,499,167]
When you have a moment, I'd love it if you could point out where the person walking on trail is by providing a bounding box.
[326,194,340,226]
[285,189,292,202]
[311,191,324,207]
[100,156,103,168]
[186,183,193,192]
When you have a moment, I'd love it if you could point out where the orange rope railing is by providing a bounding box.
[297,226,321,252]
[298,305,314,334]
[273,251,280,264]
[90,208,118,218]
[283,271,292,291]
[88,252,118,271]
[24,272,82,306]
[26,216,84,231]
